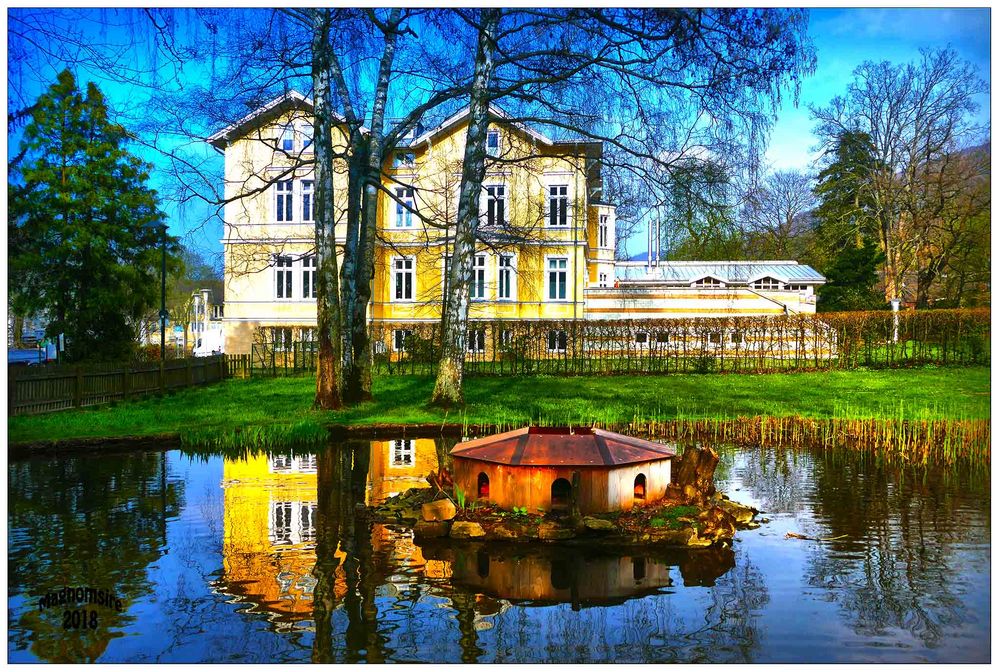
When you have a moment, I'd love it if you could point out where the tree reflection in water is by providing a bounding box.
[8,451,181,663]
[724,444,990,653]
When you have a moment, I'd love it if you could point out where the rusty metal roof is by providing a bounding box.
[450,427,675,468]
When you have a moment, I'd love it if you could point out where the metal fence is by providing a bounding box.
[9,355,230,416]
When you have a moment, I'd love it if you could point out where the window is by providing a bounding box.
[547,257,568,300]
[393,328,413,352]
[302,180,314,222]
[498,255,515,300]
[271,327,292,351]
[470,254,487,300]
[300,327,315,343]
[656,332,669,344]
[271,501,294,545]
[547,329,567,353]
[393,152,415,169]
[298,454,317,473]
[302,255,317,299]
[752,277,782,291]
[270,454,293,473]
[393,257,414,301]
[787,284,809,292]
[394,187,415,228]
[549,185,568,227]
[598,272,608,288]
[275,256,293,299]
[280,125,294,151]
[391,439,414,467]
[708,332,722,345]
[499,329,514,348]
[467,329,486,353]
[731,331,743,344]
[302,127,313,151]
[276,180,294,222]
[486,130,500,157]
[693,276,723,288]
[299,503,316,543]
[599,214,609,247]
[485,185,505,227]
[635,332,648,346]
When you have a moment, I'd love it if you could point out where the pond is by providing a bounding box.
[8,437,990,663]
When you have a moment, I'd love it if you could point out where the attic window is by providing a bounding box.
[752,277,782,291]
[486,131,500,157]
[280,125,294,151]
[693,277,723,288]
[393,152,415,169]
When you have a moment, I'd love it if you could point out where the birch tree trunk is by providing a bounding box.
[311,8,344,410]
[431,9,501,407]
[342,8,403,404]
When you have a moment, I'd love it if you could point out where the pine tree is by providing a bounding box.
[9,70,176,361]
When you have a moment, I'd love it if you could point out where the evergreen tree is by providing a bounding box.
[9,70,177,361]
[813,131,886,311]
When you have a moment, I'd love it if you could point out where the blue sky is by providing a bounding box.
[765,7,990,171]
[7,8,992,260]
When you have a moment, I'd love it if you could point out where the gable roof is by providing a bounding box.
[410,104,556,148]
[206,90,362,150]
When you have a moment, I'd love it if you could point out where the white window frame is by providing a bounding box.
[394,187,415,228]
[483,184,506,228]
[391,439,415,467]
[548,184,569,228]
[470,254,488,301]
[499,329,514,348]
[547,329,567,353]
[599,214,609,247]
[486,130,500,157]
[302,255,317,299]
[467,328,486,353]
[692,276,725,288]
[635,331,648,347]
[598,272,608,288]
[275,180,294,222]
[275,255,294,299]
[270,326,293,351]
[301,126,313,152]
[393,151,415,169]
[392,256,415,302]
[546,255,569,302]
[302,180,314,223]
[393,328,413,352]
[279,125,295,152]
[751,277,783,291]
[497,254,516,301]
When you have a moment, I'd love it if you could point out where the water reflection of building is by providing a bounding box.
[216,440,442,628]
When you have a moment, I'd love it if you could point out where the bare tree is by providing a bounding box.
[742,170,816,259]
[811,48,987,303]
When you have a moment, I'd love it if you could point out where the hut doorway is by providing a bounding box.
[551,478,572,510]
[477,472,490,499]
[634,474,647,502]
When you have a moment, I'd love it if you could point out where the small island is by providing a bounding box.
[368,427,761,547]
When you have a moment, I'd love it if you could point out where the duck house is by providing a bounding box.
[450,427,675,514]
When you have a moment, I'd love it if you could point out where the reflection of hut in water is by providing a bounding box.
[451,427,675,514]
[423,544,674,609]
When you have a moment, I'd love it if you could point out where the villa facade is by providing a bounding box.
[209,92,825,355]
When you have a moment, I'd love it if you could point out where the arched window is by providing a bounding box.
[634,474,647,501]
[551,478,572,510]
[477,472,490,499]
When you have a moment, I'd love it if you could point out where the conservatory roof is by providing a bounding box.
[614,261,826,285]
[450,427,675,468]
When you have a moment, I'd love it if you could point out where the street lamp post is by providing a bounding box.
[157,224,168,361]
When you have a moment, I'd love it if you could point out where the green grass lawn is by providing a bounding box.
[8,367,990,445]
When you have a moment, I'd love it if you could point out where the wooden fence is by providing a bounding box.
[9,355,231,416]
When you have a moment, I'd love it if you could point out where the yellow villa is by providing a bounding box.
[208,91,825,355]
